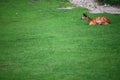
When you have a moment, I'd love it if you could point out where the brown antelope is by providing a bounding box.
[81,13,110,25]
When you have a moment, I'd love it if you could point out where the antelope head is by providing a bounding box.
[81,13,89,20]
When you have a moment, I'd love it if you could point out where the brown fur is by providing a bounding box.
[81,13,110,25]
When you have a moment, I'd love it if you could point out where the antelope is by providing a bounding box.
[81,13,110,25]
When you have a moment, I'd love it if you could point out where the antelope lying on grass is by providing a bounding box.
[81,13,110,25]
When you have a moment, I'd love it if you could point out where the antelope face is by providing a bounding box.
[81,13,88,20]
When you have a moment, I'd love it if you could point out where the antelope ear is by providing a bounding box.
[83,13,87,17]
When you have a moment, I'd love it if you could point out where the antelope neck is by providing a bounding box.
[86,17,92,22]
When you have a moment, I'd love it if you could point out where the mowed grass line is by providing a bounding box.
[0,0,120,80]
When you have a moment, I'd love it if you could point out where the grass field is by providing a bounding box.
[0,0,120,80]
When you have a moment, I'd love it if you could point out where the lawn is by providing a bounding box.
[0,0,120,80]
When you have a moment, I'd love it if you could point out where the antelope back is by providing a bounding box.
[89,17,110,25]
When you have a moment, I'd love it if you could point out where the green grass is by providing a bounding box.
[0,0,120,80]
